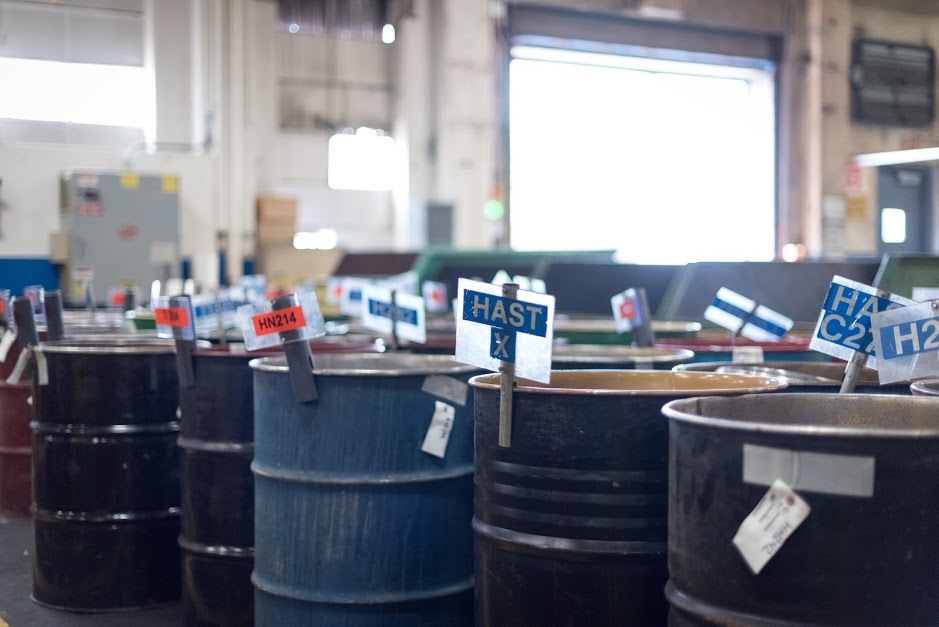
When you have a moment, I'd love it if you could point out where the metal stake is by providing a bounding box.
[840,288,889,394]
[272,293,318,402]
[389,289,400,351]
[632,287,656,348]
[44,290,66,341]
[169,295,196,389]
[499,283,519,448]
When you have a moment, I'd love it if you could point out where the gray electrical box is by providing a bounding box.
[59,170,180,305]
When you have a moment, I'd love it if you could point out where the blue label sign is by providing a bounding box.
[877,316,939,360]
[490,328,516,362]
[462,290,549,337]
[367,299,418,325]
[815,282,903,355]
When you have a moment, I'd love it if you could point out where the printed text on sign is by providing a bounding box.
[816,283,903,354]
[155,307,190,328]
[252,306,306,336]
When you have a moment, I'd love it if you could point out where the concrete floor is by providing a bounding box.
[0,517,182,626]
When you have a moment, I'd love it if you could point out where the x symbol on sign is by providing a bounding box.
[492,331,511,359]
[619,299,636,320]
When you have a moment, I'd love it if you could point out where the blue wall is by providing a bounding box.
[0,258,59,296]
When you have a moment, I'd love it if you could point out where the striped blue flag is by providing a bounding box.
[705,288,793,342]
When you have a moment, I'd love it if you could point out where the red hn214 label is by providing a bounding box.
[155,307,190,328]
[252,306,306,336]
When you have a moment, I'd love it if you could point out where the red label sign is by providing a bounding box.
[252,306,306,336]
[0,300,5,316]
[155,307,190,328]
[618,298,636,320]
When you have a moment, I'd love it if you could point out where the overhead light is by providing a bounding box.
[293,229,338,250]
[854,147,939,167]
[288,22,300,34]
[382,23,395,44]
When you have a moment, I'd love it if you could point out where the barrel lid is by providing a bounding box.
[663,393,939,437]
[469,370,786,396]
[250,352,477,376]
[40,335,186,354]
[673,361,902,387]
[551,345,694,365]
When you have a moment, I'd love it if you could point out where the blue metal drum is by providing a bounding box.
[251,353,478,626]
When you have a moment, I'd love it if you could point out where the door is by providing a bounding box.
[878,165,933,254]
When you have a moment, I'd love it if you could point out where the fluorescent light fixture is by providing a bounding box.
[854,147,939,167]
[382,23,395,44]
[288,22,300,33]
[881,208,907,244]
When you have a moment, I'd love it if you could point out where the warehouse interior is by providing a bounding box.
[2,0,939,625]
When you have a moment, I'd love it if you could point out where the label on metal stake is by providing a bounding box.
[34,348,49,386]
[733,479,810,575]
[871,301,939,383]
[0,330,16,363]
[236,290,326,351]
[421,401,456,459]
[706,287,793,342]
[611,288,643,334]
[6,349,31,385]
[361,285,427,344]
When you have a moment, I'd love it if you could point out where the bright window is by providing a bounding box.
[509,47,776,263]
[0,57,150,128]
[328,130,395,191]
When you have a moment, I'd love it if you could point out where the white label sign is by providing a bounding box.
[732,479,810,575]
[326,277,343,306]
[912,287,939,302]
[705,287,793,342]
[361,284,427,344]
[236,289,326,351]
[611,288,643,334]
[732,346,764,363]
[339,278,370,316]
[420,400,456,459]
[810,277,914,369]
[871,301,939,383]
[456,278,555,383]
[422,281,449,314]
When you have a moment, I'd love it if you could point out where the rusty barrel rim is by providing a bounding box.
[664,392,939,438]
[910,379,939,396]
[250,352,475,376]
[673,360,904,388]
[39,336,177,354]
[551,345,695,365]
[470,370,787,396]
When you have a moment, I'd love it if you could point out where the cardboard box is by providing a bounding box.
[257,195,297,222]
[49,231,68,263]
[257,220,297,245]
[257,245,343,284]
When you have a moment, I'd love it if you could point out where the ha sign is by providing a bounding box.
[809,276,914,368]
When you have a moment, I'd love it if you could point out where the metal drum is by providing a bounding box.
[251,353,478,626]
[471,371,787,627]
[663,393,939,626]
[675,361,909,394]
[656,334,825,363]
[31,337,181,611]
[180,341,384,626]
[552,345,694,370]
[0,381,32,517]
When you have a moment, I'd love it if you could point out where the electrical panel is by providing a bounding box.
[59,171,180,306]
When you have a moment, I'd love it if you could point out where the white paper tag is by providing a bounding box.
[421,401,456,459]
[0,329,16,363]
[34,348,49,386]
[421,375,469,406]
[733,346,765,363]
[732,479,811,575]
[361,285,427,344]
[26,395,32,406]
[6,349,31,385]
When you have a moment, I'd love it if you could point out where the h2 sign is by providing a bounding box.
[455,278,555,383]
[871,301,939,383]
[809,277,914,368]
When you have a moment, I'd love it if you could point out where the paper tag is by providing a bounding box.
[871,301,939,383]
[421,375,469,406]
[611,288,643,334]
[0,329,16,363]
[810,276,914,369]
[361,285,427,344]
[420,401,456,459]
[422,281,449,314]
[6,349,31,385]
[912,287,939,302]
[34,348,49,386]
[732,479,810,575]
[733,346,765,363]
[705,287,793,342]
[456,278,555,383]
[236,290,326,351]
